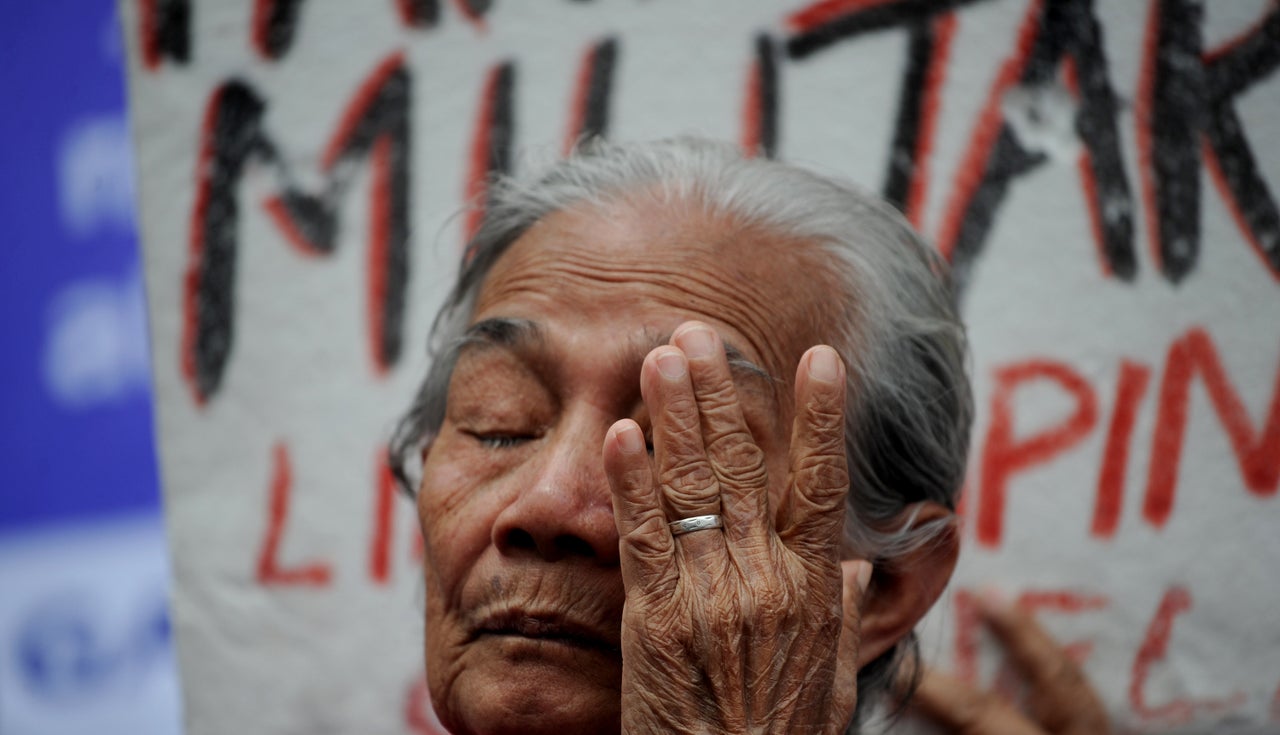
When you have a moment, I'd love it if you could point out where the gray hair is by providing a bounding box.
[390,137,972,729]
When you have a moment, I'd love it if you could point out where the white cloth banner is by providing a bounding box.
[121,0,1280,732]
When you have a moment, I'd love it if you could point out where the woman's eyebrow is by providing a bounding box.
[457,317,545,353]
[455,318,779,395]
[722,344,780,388]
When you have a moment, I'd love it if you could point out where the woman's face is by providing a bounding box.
[416,200,835,735]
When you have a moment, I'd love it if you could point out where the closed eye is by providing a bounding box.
[469,432,535,449]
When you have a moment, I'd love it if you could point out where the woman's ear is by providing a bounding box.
[843,502,959,668]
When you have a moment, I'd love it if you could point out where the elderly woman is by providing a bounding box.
[391,139,1105,734]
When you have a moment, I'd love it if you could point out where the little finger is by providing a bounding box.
[779,346,850,563]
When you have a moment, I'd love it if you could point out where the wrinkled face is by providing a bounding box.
[417,199,841,735]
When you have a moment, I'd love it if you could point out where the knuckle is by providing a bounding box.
[802,389,845,426]
[639,603,690,647]
[694,373,738,408]
[686,588,740,638]
[802,404,846,449]
[620,536,669,569]
[705,432,768,484]
[659,461,717,502]
[659,391,699,425]
[793,450,849,479]
[610,460,654,496]
[623,514,674,555]
[793,453,850,504]
[749,588,797,629]
[657,420,703,453]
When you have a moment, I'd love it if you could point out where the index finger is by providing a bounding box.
[603,420,676,593]
[911,667,1044,735]
[980,599,1111,734]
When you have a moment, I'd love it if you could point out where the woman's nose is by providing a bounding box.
[490,425,621,565]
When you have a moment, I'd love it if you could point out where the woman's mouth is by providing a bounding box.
[472,610,621,655]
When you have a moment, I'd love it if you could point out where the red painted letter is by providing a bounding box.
[1093,360,1153,538]
[1143,327,1280,529]
[978,360,1099,547]
[1130,586,1245,724]
[369,447,396,584]
[256,442,333,586]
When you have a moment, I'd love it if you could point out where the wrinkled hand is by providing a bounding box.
[910,596,1112,735]
[602,322,872,735]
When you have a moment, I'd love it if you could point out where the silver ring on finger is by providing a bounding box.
[668,514,724,536]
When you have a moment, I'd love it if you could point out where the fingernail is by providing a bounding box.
[809,346,841,383]
[656,350,686,379]
[615,423,646,454]
[856,561,873,593]
[676,325,716,359]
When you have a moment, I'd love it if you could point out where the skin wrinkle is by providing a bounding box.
[455,318,777,454]
[708,438,768,483]
[387,142,982,735]
[474,203,840,389]
[461,306,776,387]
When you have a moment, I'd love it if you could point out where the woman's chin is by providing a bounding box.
[433,651,622,735]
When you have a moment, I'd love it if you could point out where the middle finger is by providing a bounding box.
[671,322,771,546]
[642,345,725,563]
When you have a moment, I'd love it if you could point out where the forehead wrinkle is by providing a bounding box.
[486,252,802,378]
[489,252,696,291]
[477,204,838,389]
[456,314,780,411]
